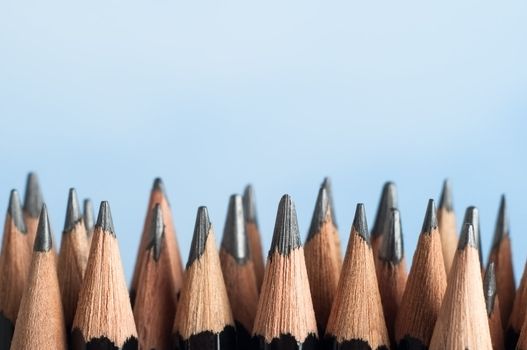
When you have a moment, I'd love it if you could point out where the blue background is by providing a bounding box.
[1,0,526,281]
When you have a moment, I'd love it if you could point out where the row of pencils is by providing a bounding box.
[0,173,524,349]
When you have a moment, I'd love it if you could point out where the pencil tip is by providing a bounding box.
[458,223,477,250]
[34,204,53,252]
[64,188,82,233]
[23,172,44,218]
[8,189,26,233]
[483,262,497,316]
[242,184,258,224]
[147,204,164,262]
[421,199,438,235]
[379,208,404,263]
[491,195,509,249]
[372,181,398,237]
[95,201,115,236]
[438,179,454,211]
[462,206,483,264]
[222,194,249,263]
[321,177,338,228]
[187,206,212,268]
[306,186,331,242]
[83,198,94,232]
[269,194,301,257]
[152,177,169,206]
[352,203,370,242]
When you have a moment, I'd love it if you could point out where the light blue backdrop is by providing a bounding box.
[1,0,526,281]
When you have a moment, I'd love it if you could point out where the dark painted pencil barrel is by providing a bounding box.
[255,334,318,350]
[174,327,236,350]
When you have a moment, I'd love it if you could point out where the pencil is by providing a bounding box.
[22,172,44,248]
[0,190,31,349]
[437,179,457,275]
[10,205,67,349]
[304,182,341,336]
[325,203,390,350]
[243,184,265,291]
[57,188,89,341]
[487,195,515,328]
[252,194,318,349]
[173,206,235,349]
[506,260,527,349]
[515,292,527,350]
[371,182,398,259]
[133,204,177,350]
[219,195,259,349]
[83,198,95,245]
[395,199,447,349]
[130,178,184,305]
[484,262,504,350]
[71,201,138,349]
[320,177,342,262]
[462,206,484,270]
[429,223,493,349]
[376,208,407,347]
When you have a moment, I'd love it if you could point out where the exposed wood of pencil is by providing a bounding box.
[72,202,137,349]
[22,172,44,249]
[253,195,318,347]
[11,205,67,349]
[57,188,89,331]
[371,182,398,259]
[243,184,265,291]
[395,199,447,349]
[484,263,504,350]
[429,223,492,349]
[325,203,389,349]
[437,179,457,275]
[507,260,527,349]
[0,190,31,349]
[320,177,343,265]
[130,179,184,303]
[304,185,341,335]
[488,195,515,328]
[134,204,177,350]
[376,208,407,347]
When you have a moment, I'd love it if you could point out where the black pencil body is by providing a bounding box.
[324,336,390,350]
[505,328,519,350]
[255,333,318,350]
[236,322,258,350]
[0,314,14,350]
[71,329,138,349]
[174,326,235,350]
[396,336,428,350]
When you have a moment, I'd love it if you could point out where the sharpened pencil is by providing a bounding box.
[462,206,484,270]
[22,172,44,248]
[243,185,265,292]
[437,179,457,275]
[506,259,527,349]
[83,198,95,245]
[484,263,504,350]
[371,182,398,260]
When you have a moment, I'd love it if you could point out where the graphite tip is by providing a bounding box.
[463,206,483,266]
[458,223,477,250]
[352,203,370,243]
[187,206,212,268]
[221,194,250,264]
[306,186,331,242]
[321,177,338,228]
[372,181,398,238]
[438,179,454,212]
[269,194,301,257]
[421,199,438,235]
[23,172,44,218]
[491,195,509,250]
[483,262,497,316]
[95,201,115,236]
[8,189,26,233]
[147,204,165,262]
[242,184,258,225]
[34,204,53,252]
[379,208,404,263]
[83,198,95,233]
[64,188,82,233]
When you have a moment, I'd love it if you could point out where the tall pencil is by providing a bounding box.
[220,195,259,349]
[130,178,184,305]
[320,177,342,262]
[487,195,515,327]
[462,206,484,269]
[371,182,398,259]
[11,205,67,349]
[57,188,89,342]
[173,206,235,349]
[429,223,492,349]
[395,199,447,349]
[0,190,31,349]
[134,204,177,350]
[304,183,341,335]
[325,203,390,350]
[83,198,95,245]
[376,208,407,347]
[72,201,138,349]
[252,195,318,349]
[484,262,504,350]
[243,184,265,291]
[437,179,457,275]
[506,260,527,349]
[22,172,44,248]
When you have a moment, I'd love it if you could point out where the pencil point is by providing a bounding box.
[421,199,438,234]
[352,203,370,242]
[458,223,477,250]
[483,262,497,316]
[83,198,94,233]
[269,194,301,256]
[187,206,212,268]
[372,181,398,237]
[34,204,53,252]
[379,208,404,263]
[306,186,330,241]
[321,177,338,228]
[23,172,44,218]
[438,179,454,212]
[95,201,115,236]
[463,206,483,264]
[222,195,249,263]
[8,189,26,233]
[243,184,258,224]
[64,188,82,233]
[152,177,169,206]
[491,195,509,249]
[147,204,164,262]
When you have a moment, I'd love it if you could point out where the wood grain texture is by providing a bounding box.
[437,207,457,275]
[488,236,515,328]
